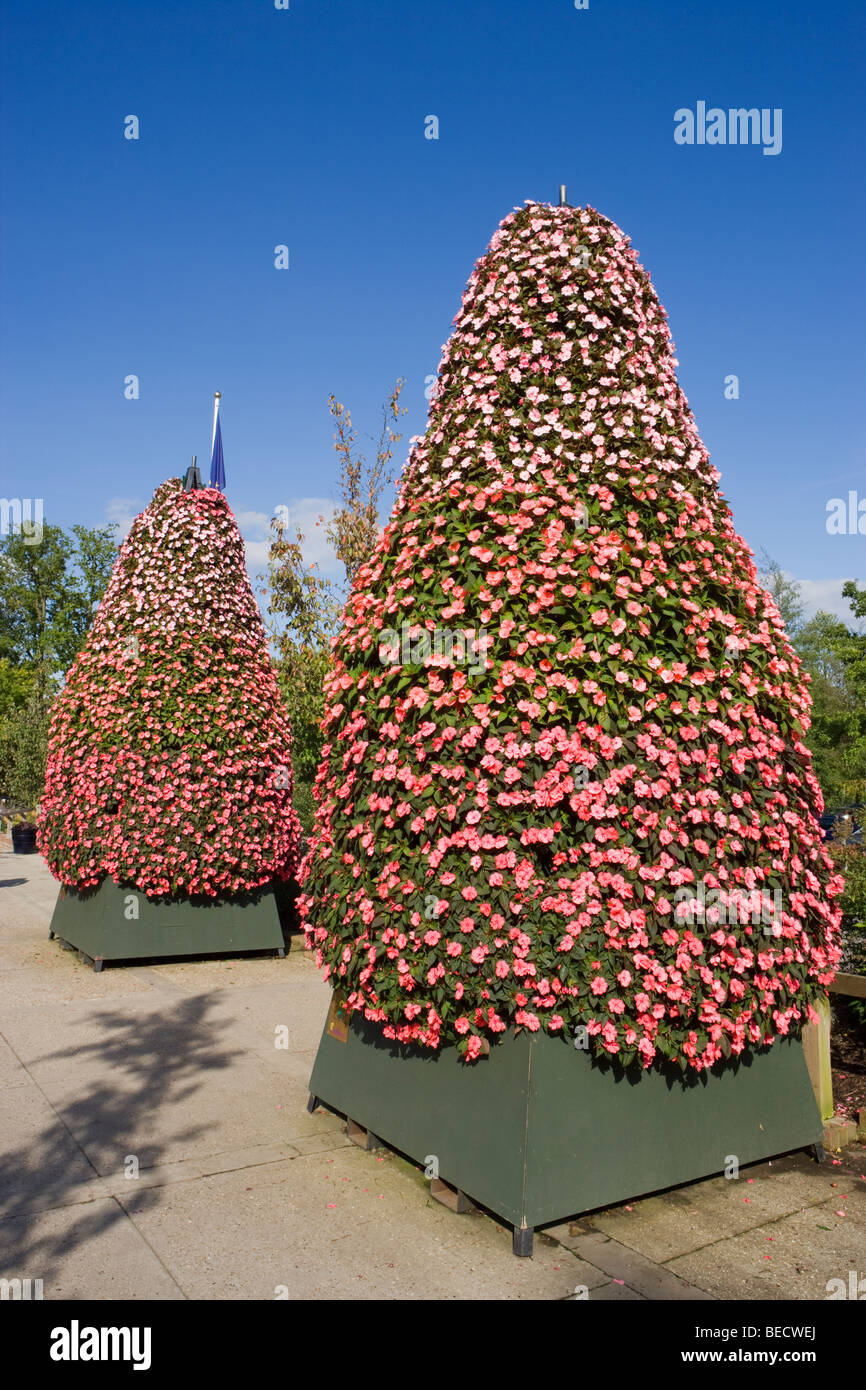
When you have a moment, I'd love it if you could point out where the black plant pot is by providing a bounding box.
[12,823,38,854]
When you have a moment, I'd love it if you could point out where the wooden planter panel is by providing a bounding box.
[309,1012,822,1236]
[48,876,285,965]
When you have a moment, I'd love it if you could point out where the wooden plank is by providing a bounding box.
[828,972,866,1000]
[430,1177,476,1214]
[802,997,834,1122]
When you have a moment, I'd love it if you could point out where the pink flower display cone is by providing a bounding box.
[39,478,302,965]
[302,202,841,1249]
[301,202,841,1068]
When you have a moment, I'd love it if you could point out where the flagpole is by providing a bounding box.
[211,391,221,452]
[209,390,226,493]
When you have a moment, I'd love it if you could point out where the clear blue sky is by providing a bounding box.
[1,0,864,617]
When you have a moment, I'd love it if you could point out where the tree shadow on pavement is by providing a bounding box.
[0,993,239,1293]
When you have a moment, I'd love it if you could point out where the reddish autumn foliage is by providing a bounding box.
[299,201,842,1069]
[38,479,302,898]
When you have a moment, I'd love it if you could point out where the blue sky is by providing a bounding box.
[1,0,864,619]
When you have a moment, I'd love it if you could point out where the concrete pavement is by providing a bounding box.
[1,846,863,1301]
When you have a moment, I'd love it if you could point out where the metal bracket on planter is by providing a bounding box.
[512,1225,534,1258]
[430,1177,476,1215]
[306,1094,321,1114]
[347,1118,381,1151]
[810,1142,826,1163]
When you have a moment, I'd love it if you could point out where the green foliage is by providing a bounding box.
[793,603,866,807]
[0,523,73,672]
[276,642,333,789]
[754,561,866,808]
[263,381,406,789]
[0,688,52,813]
[826,826,866,1021]
[0,520,116,816]
[64,524,122,652]
[325,381,406,586]
[757,551,806,635]
[0,657,36,721]
[261,516,340,792]
[780,567,866,1016]
[0,521,118,684]
[292,779,316,837]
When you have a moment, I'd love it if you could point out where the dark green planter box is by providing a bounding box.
[49,876,286,969]
[309,1013,822,1255]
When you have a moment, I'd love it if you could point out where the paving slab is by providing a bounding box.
[583,1280,647,1300]
[0,1083,99,1216]
[0,1198,184,1299]
[585,1154,846,1262]
[27,1040,332,1176]
[667,1193,866,1301]
[0,1034,31,1090]
[110,1148,596,1301]
[545,1227,715,1299]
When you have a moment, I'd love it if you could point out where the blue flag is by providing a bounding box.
[210,413,226,491]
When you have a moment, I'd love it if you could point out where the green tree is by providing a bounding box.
[263,381,406,832]
[0,523,74,675]
[325,381,406,584]
[0,522,118,683]
[750,561,866,807]
[794,611,864,805]
[825,823,866,1021]
[0,689,51,812]
[261,516,340,829]
[757,551,806,635]
[64,523,121,651]
[0,657,36,721]
[0,520,118,814]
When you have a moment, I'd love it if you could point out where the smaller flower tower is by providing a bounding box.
[39,474,302,968]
